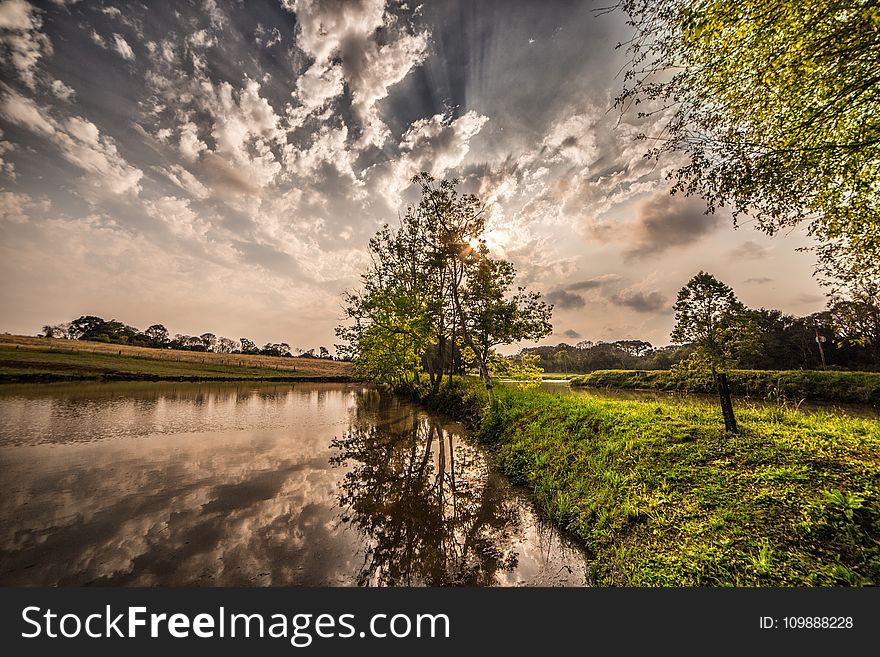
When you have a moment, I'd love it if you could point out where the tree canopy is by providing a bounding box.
[616,0,880,288]
[670,271,761,371]
[337,174,553,400]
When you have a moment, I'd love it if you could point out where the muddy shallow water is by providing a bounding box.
[0,381,588,586]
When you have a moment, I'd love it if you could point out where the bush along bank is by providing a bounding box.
[401,378,880,586]
[569,369,880,405]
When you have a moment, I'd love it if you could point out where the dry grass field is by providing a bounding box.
[0,334,352,381]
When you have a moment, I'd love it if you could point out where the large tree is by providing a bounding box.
[616,0,880,284]
[338,174,553,401]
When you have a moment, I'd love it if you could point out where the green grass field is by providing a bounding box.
[570,368,880,405]
[0,335,351,382]
[403,378,880,586]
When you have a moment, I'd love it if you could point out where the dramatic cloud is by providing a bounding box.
[608,288,669,314]
[563,329,582,339]
[0,1,826,347]
[622,192,723,260]
[1,89,142,195]
[746,277,774,285]
[0,89,55,134]
[545,289,586,310]
[284,0,428,147]
[111,33,134,60]
[0,0,52,89]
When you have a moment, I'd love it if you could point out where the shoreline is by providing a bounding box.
[400,377,880,586]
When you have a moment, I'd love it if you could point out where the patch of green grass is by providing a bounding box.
[410,378,880,586]
[570,369,880,405]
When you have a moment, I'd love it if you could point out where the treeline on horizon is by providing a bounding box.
[517,303,880,374]
[37,315,339,360]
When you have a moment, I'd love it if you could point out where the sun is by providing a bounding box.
[468,237,481,250]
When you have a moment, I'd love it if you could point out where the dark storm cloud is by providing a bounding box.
[608,289,668,313]
[563,328,581,339]
[624,193,723,260]
[545,288,586,310]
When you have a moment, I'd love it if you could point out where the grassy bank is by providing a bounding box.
[0,335,351,383]
[570,369,880,405]
[404,378,880,586]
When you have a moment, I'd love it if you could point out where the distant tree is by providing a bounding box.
[215,337,239,354]
[40,325,57,338]
[830,298,880,367]
[239,338,259,355]
[260,342,292,357]
[68,315,107,340]
[143,324,170,346]
[671,272,761,432]
[199,333,217,352]
[611,340,654,358]
[319,346,331,359]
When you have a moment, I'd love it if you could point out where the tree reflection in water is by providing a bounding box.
[330,398,524,586]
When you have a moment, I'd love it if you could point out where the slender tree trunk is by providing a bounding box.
[450,286,494,404]
[480,356,494,405]
[713,369,738,433]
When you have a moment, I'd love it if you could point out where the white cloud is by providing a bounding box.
[397,110,489,178]
[0,128,15,178]
[156,164,210,200]
[285,121,354,181]
[361,110,488,211]
[0,190,49,223]
[0,0,52,89]
[1,89,142,196]
[208,78,284,187]
[0,89,55,134]
[111,33,135,60]
[295,61,344,111]
[49,78,75,101]
[143,196,211,240]
[540,111,599,169]
[54,116,143,196]
[0,0,34,30]
[188,29,216,49]
[286,0,429,148]
[177,121,207,161]
[90,30,106,48]
[287,0,385,63]
[348,30,429,148]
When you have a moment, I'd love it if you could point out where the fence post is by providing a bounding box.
[715,372,738,433]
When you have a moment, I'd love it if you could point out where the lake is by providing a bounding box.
[0,381,588,586]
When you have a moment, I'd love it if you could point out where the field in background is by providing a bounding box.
[0,335,351,382]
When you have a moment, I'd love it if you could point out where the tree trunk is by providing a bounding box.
[714,371,738,433]
[477,353,494,405]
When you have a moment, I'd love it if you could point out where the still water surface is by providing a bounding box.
[0,382,587,586]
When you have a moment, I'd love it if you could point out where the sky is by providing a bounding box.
[0,0,826,353]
